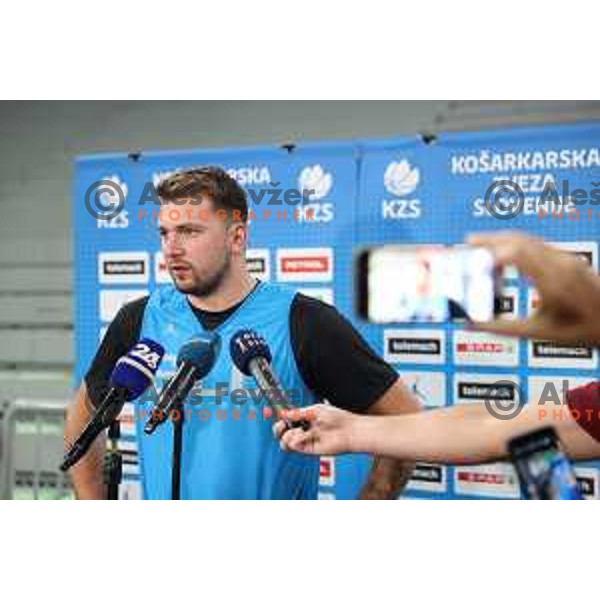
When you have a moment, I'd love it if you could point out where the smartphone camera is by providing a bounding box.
[508,427,583,500]
[356,245,500,323]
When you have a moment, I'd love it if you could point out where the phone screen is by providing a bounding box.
[357,245,498,323]
[508,427,583,500]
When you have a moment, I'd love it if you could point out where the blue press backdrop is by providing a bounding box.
[74,122,600,499]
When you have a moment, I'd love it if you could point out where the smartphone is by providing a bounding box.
[507,427,583,500]
[356,245,500,323]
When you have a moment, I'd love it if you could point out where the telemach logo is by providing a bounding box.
[497,296,515,314]
[577,476,596,497]
[247,257,267,274]
[458,382,516,401]
[245,249,270,280]
[98,253,149,285]
[384,330,446,365]
[532,342,593,359]
[103,260,146,276]
[387,338,441,355]
[411,464,443,484]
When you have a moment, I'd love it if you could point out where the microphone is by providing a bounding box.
[144,332,221,434]
[61,338,165,471]
[229,329,310,430]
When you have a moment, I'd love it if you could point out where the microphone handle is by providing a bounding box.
[144,362,199,434]
[247,357,310,430]
[61,387,127,471]
[247,357,291,409]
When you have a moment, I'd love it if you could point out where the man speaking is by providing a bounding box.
[64,166,421,499]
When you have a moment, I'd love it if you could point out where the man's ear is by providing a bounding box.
[229,222,248,255]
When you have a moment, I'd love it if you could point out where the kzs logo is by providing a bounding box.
[296,165,334,223]
[384,160,420,196]
[382,160,421,219]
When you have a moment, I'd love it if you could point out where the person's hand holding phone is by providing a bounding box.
[468,231,600,346]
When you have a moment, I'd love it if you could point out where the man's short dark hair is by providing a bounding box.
[157,166,248,222]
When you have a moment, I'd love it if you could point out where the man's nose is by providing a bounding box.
[163,233,185,257]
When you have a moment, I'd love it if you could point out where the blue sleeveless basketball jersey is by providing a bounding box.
[135,281,320,499]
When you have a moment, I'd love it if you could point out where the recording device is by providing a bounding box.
[144,332,221,434]
[507,427,583,500]
[61,338,165,471]
[230,329,310,430]
[356,245,501,323]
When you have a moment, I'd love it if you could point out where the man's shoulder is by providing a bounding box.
[289,293,353,348]
[118,294,151,319]
[253,280,301,305]
[107,294,152,337]
[291,292,342,320]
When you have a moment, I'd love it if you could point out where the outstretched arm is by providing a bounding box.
[356,379,421,499]
[276,389,600,464]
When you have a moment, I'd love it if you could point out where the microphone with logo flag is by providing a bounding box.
[229,329,310,430]
[144,332,221,434]
[61,338,165,471]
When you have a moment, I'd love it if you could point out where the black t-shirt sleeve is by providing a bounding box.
[84,296,149,408]
[290,294,399,413]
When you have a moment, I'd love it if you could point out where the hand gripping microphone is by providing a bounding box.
[144,332,221,434]
[230,329,310,430]
[61,338,165,471]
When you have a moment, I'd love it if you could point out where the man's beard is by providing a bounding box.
[171,255,231,298]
